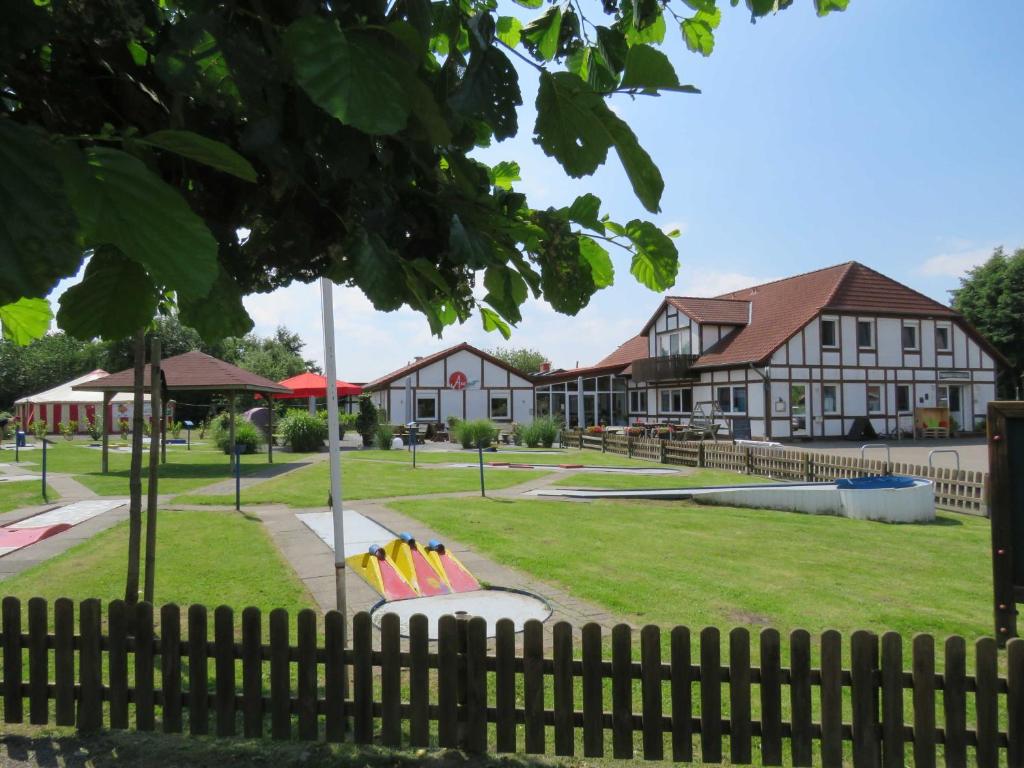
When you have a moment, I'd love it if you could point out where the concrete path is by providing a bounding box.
[186,453,327,495]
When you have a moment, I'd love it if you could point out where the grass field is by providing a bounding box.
[173,458,551,507]
[554,468,774,490]
[1,509,315,615]
[0,481,59,513]
[350,447,658,468]
[0,440,315,497]
[393,496,992,644]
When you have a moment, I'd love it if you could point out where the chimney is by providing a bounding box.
[414,356,423,361]
[539,361,551,374]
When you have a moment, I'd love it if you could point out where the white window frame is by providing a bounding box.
[822,384,840,415]
[895,384,911,413]
[857,319,875,350]
[489,391,511,420]
[629,389,647,413]
[415,394,438,421]
[717,385,747,414]
[820,317,839,349]
[657,329,691,357]
[901,322,919,352]
[866,384,883,414]
[935,322,952,353]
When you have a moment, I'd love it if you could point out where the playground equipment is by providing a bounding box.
[0,498,128,556]
[682,401,723,440]
[348,534,480,601]
[536,475,935,523]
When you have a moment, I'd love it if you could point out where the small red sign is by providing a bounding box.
[448,371,468,390]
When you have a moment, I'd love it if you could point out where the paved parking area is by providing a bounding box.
[788,438,988,473]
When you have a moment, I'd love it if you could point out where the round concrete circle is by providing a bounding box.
[371,589,552,639]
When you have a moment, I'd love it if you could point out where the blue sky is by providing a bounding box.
[49,2,1024,379]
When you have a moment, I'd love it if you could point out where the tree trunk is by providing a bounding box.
[124,329,146,610]
[143,337,161,605]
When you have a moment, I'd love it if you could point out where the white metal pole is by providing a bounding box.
[320,278,346,626]
[577,375,585,428]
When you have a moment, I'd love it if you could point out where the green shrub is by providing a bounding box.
[170,421,183,439]
[59,420,77,440]
[210,414,263,455]
[522,417,559,448]
[355,395,378,447]
[280,410,328,452]
[373,422,395,450]
[86,415,103,441]
[0,412,13,440]
[118,418,130,439]
[32,420,47,440]
[453,418,497,449]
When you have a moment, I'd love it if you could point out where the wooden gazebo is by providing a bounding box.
[74,350,293,470]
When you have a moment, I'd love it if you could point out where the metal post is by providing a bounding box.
[41,438,47,502]
[267,395,274,464]
[320,278,347,626]
[577,375,584,428]
[478,444,486,497]
[101,391,112,473]
[235,445,242,511]
[229,392,236,467]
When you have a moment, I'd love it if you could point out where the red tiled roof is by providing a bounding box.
[535,336,649,383]
[73,350,293,393]
[363,342,533,389]
[692,262,961,369]
[667,297,750,325]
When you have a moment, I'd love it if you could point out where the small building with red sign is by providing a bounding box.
[363,343,535,426]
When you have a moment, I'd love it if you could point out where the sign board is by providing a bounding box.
[988,401,1024,643]
[731,417,752,441]
[938,370,971,381]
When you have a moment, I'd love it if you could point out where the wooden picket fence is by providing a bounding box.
[2,596,1023,767]
[567,431,988,515]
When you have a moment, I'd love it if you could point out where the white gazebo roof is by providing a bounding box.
[14,370,149,406]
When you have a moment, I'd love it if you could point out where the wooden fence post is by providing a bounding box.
[53,598,74,727]
[880,632,904,768]
[1007,638,1024,768]
[214,605,235,738]
[803,453,812,482]
[670,626,693,763]
[2,596,22,725]
[640,625,663,761]
[942,636,967,768]
[698,441,706,468]
[553,622,575,756]
[241,606,263,739]
[611,624,633,759]
[760,629,783,766]
[297,608,319,741]
[730,627,752,764]
[581,623,604,758]
[437,614,458,748]
[911,635,936,768]
[700,627,722,762]
[820,629,843,767]
[851,630,880,768]
[108,599,129,729]
[136,602,156,732]
[269,607,291,740]
[162,603,183,734]
[789,629,813,767]
[409,613,431,748]
[188,604,209,736]
[77,598,102,732]
[601,432,607,453]
[494,618,516,752]
[627,436,634,459]
[744,446,753,475]
[975,637,999,768]
[659,440,667,464]
[324,609,348,742]
[523,618,545,754]
[352,611,373,744]
[27,597,47,726]
[465,616,488,754]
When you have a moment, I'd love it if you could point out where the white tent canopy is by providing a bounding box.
[15,370,145,405]
[14,370,149,435]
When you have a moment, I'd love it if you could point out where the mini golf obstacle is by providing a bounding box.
[297,510,550,638]
[535,475,935,523]
[0,498,127,556]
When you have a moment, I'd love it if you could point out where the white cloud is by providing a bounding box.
[918,247,993,278]
[678,269,776,297]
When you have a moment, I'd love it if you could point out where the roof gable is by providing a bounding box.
[75,351,292,393]
[824,262,958,316]
[667,297,750,325]
[363,343,534,389]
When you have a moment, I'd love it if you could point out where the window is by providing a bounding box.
[657,330,691,357]
[821,318,838,348]
[935,324,951,352]
[823,385,839,414]
[902,323,918,351]
[866,384,882,414]
[658,388,693,413]
[717,386,747,413]
[857,320,874,349]
[489,393,510,420]
[629,390,647,413]
[415,395,437,420]
[896,384,910,413]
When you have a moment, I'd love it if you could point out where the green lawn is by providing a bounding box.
[555,468,774,490]
[0,481,59,513]
[0,440,315,497]
[393,495,992,644]
[352,447,658,468]
[1,509,315,616]
[174,457,551,507]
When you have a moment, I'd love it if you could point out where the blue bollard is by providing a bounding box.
[235,444,243,511]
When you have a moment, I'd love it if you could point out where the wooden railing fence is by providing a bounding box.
[566,431,988,515]
[2,596,1022,767]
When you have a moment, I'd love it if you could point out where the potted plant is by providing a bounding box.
[59,420,77,440]
[87,415,103,441]
[32,420,47,440]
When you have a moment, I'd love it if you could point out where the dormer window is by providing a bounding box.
[657,330,690,357]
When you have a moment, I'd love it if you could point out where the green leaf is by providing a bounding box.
[449,47,522,141]
[815,0,849,15]
[534,72,614,177]
[681,17,715,56]
[483,264,528,324]
[285,17,410,135]
[347,229,405,311]
[56,248,159,340]
[406,259,452,295]
[623,8,666,45]
[84,147,219,299]
[579,237,614,288]
[625,219,678,290]
[522,6,563,62]
[480,307,512,339]
[683,0,718,11]
[490,160,521,189]
[512,0,543,9]
[178,267,254,342]
[596,27,628,73]
[0,298,52,345]
[496,16,523,47]
[602,112,664,213]
[566,193,604,233]
[143,130,258,182]
[620,44,697,94]
[0,121,83,305]
[449,215,493,268]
